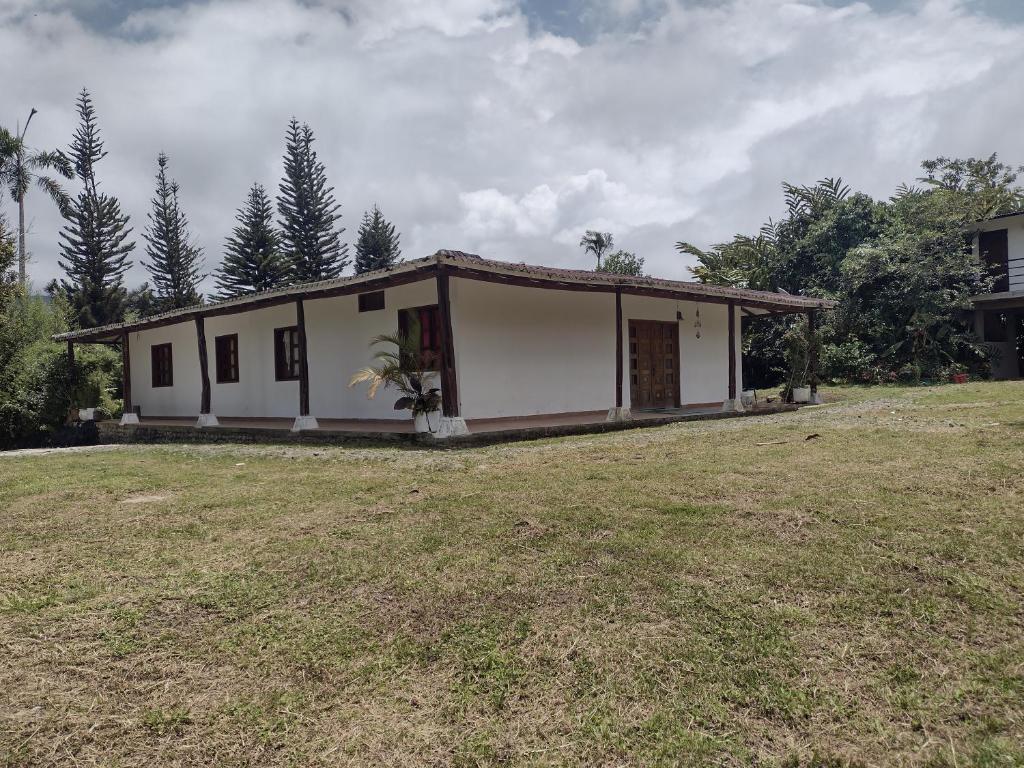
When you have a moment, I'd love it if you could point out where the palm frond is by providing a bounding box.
[35,175,71,216]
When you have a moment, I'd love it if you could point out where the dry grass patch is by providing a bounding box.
[1,381,1022,767]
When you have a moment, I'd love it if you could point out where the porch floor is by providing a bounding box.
[97,402,797,446]
[124,406,728,433]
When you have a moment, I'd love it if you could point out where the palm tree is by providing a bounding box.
[579,230,614,270]
[0,108,73,286]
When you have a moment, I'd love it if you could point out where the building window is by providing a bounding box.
[274,326,301,381]
[215,334,239,383]
[979,229,1009,293]
[983,311,1008,343]
[151,343,173,387]
[358,291,385,312]
[398,305,442,370]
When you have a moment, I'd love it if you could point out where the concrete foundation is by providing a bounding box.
[291,415,320,432]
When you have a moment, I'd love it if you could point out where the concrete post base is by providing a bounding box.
[291,415,319,432]
[431,416,470,439]
[810,391,823,405]
[606,407,632,422]
[721,398,746,413]
[119,412,140,426]
[195,413,220,428]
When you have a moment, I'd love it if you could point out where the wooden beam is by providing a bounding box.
[67,340,76,407]
[615,286,623,409]
[436,270,460,417]
[296,299,310,417]
[195,317,211,415]
[727,302,737,401]
[121,332,132,416]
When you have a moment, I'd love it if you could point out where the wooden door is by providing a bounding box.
[629,320,680,409]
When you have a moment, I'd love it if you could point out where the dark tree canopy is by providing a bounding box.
[277,119,348,283]
[354,204,402,274]
[675,158,1022,387]
[57,89,134,329]
[214,183,289,298]
[141,152,204,310]
[598,250,644,276]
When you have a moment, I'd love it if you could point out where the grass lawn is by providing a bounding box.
[1,382,1022,767]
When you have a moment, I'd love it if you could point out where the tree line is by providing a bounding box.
[676,158,1024,386]
[2,89,403,330]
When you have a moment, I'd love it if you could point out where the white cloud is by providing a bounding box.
[1,0,1022,290]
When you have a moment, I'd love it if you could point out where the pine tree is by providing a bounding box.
[277,118,348,283]
[214,183,289,298]
[142,152,204,310]
[57,89,134,328]
[354,204,402,274]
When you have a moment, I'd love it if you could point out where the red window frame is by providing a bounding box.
[398,305,442,371]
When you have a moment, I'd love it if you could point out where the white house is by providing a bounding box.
[971,212,1024,379]
[56,250,832,438]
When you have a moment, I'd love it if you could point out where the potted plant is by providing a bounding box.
[349,327,442,433]
[781,320,815,403]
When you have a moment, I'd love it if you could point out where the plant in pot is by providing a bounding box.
[780,319,816,403]
[349,326,442,433]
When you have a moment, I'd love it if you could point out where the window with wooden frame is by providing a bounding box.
[358,290,385,312]
[274,326,301,381]
[151,343,173,387]
[398,305,442,371]
[215,334,239,383]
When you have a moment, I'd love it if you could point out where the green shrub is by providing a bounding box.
[0,293,121,450]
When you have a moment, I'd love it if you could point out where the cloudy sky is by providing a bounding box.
[2,0,1023,291]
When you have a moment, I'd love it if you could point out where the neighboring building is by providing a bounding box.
[55,250,831,437]
[970,212,1024,379]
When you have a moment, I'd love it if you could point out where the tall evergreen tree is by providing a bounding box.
[214,183,289,298]
[354,204,401,274]
[57,89,134,328]
[277,118,348,283]
[142,152,204,310]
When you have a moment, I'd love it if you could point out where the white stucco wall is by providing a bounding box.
[126,277,744,421]
[305,280,441,419]
[618,296,741,407]
[127,320,202,417]
[973,214,1024,291]
[129,280,441,420]
[452,279,616,419]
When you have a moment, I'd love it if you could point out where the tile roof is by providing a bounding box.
[55,250,835,342]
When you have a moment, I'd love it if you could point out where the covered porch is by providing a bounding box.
[972,290,1024,380]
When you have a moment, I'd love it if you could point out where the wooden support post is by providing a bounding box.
[67,340,76,405]
[615,286,623,409]
[807,309,819,401]
[436,270,460,418]
[296,299,310,417]
[195,316,211,415]
[727,302,737,402]
[121,333,131,414]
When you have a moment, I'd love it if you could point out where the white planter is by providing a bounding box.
[414,410,441,433]
[792,386,812,403]
[740,389,756,408]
